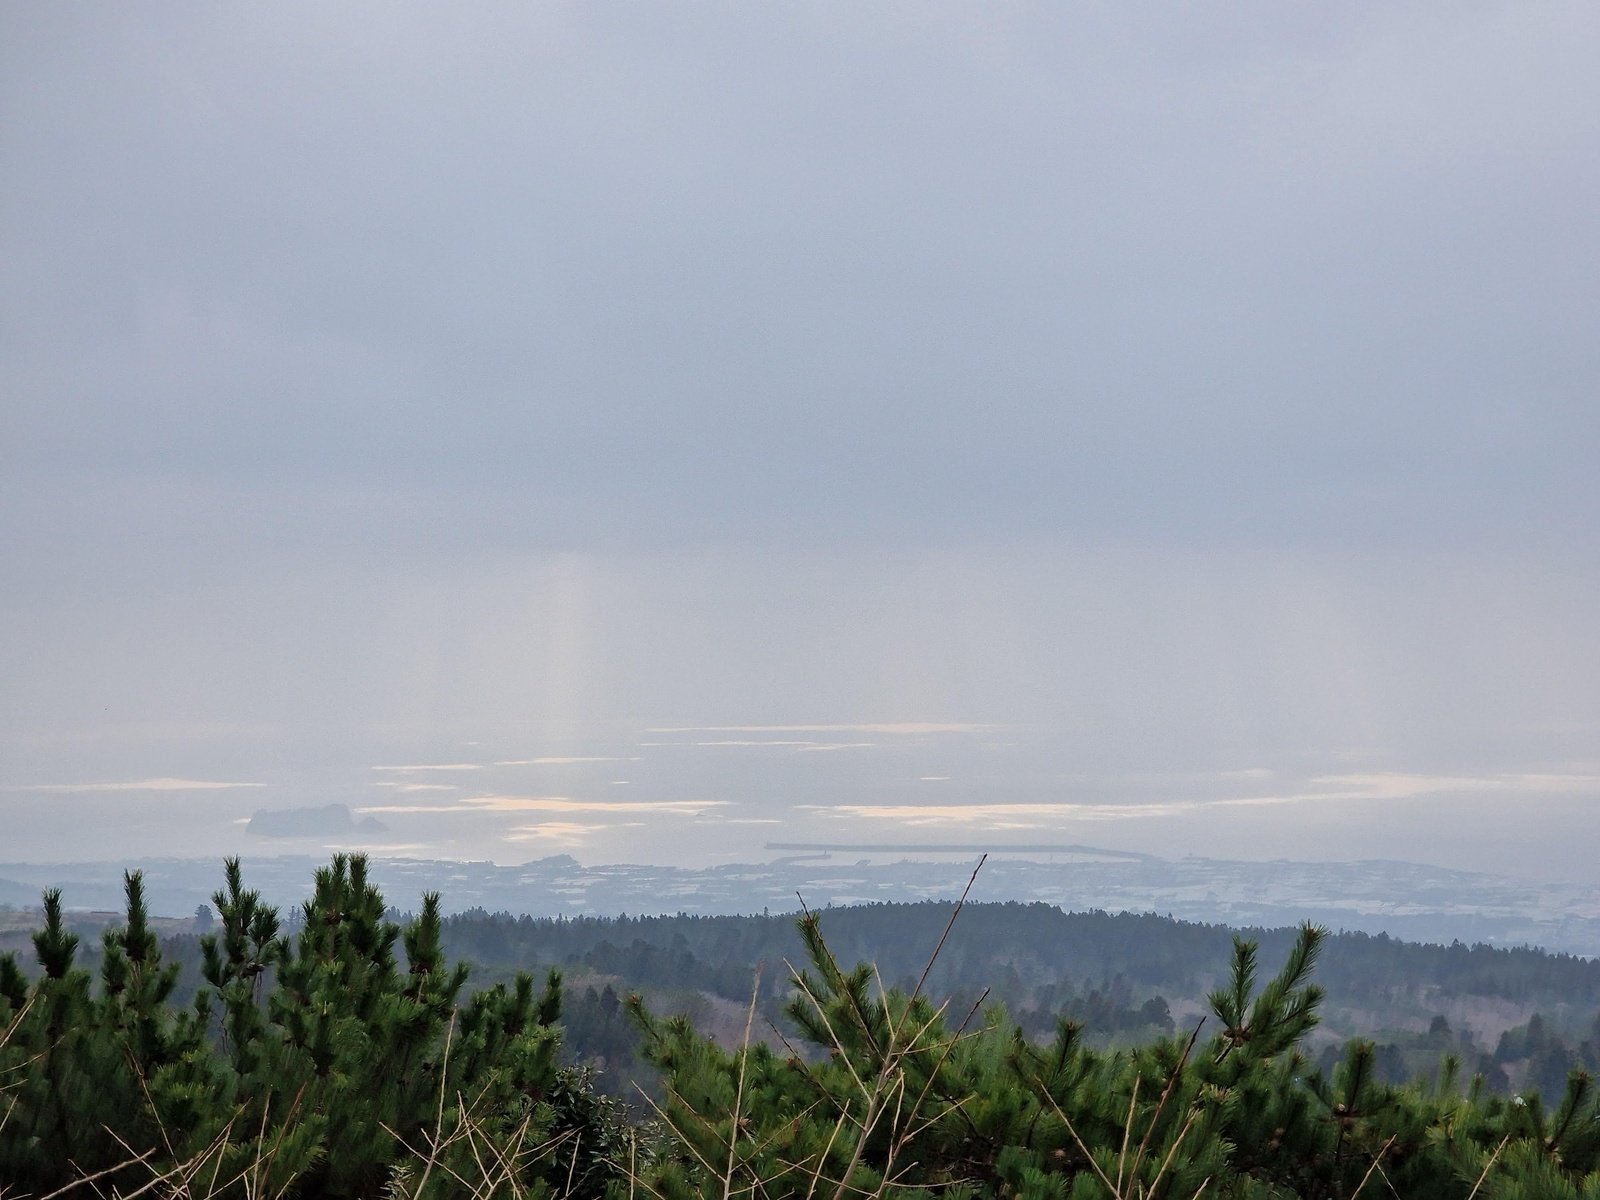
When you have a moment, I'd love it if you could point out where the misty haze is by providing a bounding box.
[4,7,1600,1194]
[5,6,1597,894]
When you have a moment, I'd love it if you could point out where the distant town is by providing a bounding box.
[4,843,1597,957]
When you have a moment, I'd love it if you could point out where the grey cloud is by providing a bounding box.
[5,3,1597,568]
[4,4,1598,878]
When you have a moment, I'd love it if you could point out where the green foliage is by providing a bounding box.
[435,899,1600,1072]
[0,857,633,1199]
[7,862,1600,1199]
[630,911,1600,1200]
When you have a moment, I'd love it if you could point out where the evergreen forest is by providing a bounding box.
[4,855,1600,1198]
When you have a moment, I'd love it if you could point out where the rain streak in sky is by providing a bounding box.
[3,4,1598,880]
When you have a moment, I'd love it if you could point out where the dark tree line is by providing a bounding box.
[6,858,1600,1198]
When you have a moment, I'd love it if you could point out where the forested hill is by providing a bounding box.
[11,856,1600,1197]
[442,899,1600,1015]
[441,899,1600,1099]
[7,884,1600,1102]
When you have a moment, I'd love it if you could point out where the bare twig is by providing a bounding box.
[1350,1134,1398,1199]
[723,965,765,1200]
[907,856,986,1008]
[38,1147,158,1200]
[1466,1135,1510,1200]
[1129,1021,1204,1178]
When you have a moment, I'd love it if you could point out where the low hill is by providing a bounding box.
[440,899,1600,1096]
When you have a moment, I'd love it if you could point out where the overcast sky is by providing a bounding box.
[3,3,1597,880]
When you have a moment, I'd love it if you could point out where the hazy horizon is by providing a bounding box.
[4,6,1597,883]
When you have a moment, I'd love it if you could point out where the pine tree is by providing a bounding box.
[0,855,634,1198]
